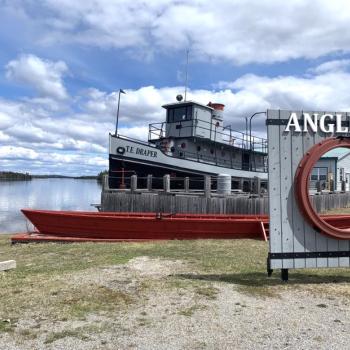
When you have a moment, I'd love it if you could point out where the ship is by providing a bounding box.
[108,95,268,190]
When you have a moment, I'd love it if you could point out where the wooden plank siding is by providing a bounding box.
[101,190,350,214]
[267,109,350,270]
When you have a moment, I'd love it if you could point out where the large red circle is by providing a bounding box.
[295,137,350,240]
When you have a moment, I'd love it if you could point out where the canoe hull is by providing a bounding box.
[20,209,268,240]
[17,209,350,243]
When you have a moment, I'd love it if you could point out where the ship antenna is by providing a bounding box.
[184,49,189,101]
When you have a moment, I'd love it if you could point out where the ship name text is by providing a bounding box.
[120,146,158,158]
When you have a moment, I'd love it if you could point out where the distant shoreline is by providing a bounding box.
[0,171,32,181]
[0,176,98,181]
[0,170,107,182]
[32,175,98,180]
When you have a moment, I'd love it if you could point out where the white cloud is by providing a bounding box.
[0,144,107,165]
[0,146,38,160]
[308,59,350,74]
[8,0,350,64]
[4,56,350,174]
[5,54,69,99]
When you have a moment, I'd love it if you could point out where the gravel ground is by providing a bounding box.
[1,256,349,350]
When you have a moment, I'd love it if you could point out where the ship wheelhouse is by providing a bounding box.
[148,100,268,173]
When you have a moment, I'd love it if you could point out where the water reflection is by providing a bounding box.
[0,179,101,233]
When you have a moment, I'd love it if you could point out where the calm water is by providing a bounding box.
[0,178,101,234]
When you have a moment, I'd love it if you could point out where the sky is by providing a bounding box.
[1,0,350,175]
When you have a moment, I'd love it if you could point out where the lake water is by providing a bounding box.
[0,178,101,234]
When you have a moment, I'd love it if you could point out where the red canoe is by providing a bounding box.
[16,209,269,242]
[11,209,350,244]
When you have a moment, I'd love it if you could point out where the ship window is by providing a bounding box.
[167,109,174,123]
[173,107,187,122]
[168,105,193,122]
[187,105,192,119]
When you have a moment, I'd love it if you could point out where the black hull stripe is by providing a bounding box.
[110,155,216,176]
[109,154,267,178]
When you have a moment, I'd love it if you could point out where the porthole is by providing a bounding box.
[295,137,350,239]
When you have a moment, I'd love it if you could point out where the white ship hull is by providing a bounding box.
[109,135,267,188]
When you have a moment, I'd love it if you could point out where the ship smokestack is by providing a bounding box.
[207,102,225,120]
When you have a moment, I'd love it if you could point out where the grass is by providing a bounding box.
[178,305,207,317]
[1,233,350,336]
[0,319,15,333]
[194,286,219,300]
[44,324,106,344]
[44,330,83,344]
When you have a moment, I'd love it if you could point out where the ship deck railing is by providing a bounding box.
[168,149,267,172]
[148,118,268,154]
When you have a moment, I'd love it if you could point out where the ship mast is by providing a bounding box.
[184,49,189,101]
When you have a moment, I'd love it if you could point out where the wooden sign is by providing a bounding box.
[267,110,350,280]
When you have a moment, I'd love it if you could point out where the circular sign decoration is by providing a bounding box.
[295,137,350,240]
[116,147,126,155]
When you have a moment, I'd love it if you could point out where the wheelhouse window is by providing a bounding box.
[167,105,193,122]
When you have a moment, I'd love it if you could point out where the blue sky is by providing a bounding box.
[1,0,350,175]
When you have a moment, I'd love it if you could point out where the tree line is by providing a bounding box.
[0,171,32,181]
[0,170,109,181]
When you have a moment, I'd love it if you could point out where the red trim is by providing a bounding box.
[210,103,225,111]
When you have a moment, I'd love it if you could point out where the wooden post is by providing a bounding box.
[239,178,244,191]
[0,260,16,271]
[184,177,190,192]
[147,174,153,191]
[119,168,126,189]
[253,176,261,195]
[342,180,346,192]
[130,175,138,193]
[204,175,211,198]
[316,181,321,193]
[102,174,109,191]
[163,174,170,193]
